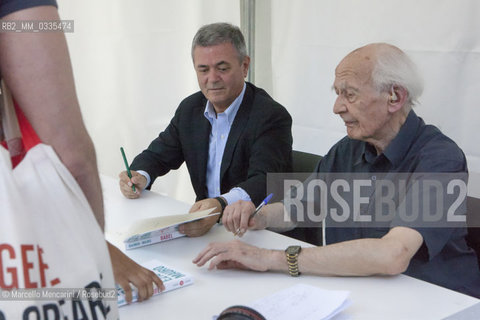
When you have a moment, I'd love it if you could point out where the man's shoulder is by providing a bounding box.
[414,124,465,162]
[169,91,207,120]
[246,83,291,117]
[178,90,206,109]
[410,123,466,171]
[248,83,279,105]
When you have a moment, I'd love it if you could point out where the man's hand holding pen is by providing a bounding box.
[118,170,147,199]
[222,199,269,237]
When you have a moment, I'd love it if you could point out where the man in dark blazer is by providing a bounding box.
[119,22,292,237]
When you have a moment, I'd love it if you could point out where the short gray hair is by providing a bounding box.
[371,44,424,107]
[191,22,247,62]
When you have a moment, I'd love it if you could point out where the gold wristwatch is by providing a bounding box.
[285,245,302,277]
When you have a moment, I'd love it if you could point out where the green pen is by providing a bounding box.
[120,147,136,192]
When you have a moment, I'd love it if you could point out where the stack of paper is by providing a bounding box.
[124,208,219,249]
[247,283,351,320]
[117,259,194,307]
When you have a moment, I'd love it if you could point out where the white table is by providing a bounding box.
[101,175,479,319]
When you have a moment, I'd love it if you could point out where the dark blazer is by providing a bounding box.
[131,82,292,206]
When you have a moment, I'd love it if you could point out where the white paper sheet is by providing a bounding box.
[247,283,351,320]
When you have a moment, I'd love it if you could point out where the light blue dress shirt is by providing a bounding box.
[203,83,251,205]
[138,83,251,205]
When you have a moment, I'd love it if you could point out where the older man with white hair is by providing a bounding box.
[193,43,480,298]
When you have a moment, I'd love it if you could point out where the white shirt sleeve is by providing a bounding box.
[135,170,151,190]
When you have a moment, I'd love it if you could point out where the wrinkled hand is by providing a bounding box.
[193,240,271,272]
[108,242,164,304]
[178,198,222,237]
[222,200,267,237]
[118,170,147,199]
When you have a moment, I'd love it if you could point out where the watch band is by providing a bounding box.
[285,245,302,277]
[215,196,227,223]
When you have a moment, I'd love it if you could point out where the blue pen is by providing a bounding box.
[235,193,274,236]
[250,193,274,219]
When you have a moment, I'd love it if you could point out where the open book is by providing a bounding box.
[124,208,220,249]
[117,259,194,307]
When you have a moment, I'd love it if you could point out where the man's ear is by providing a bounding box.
[242,56,250,78]
[388,85,408,113]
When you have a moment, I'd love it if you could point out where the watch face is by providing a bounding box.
[286,245,301,255]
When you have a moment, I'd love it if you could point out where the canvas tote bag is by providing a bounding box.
[0,79,119,319]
